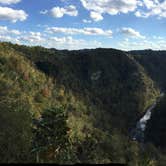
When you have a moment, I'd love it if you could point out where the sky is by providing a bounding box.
[0,0,165,50]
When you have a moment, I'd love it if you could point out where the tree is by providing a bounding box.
[0,104,33,163]
[32,107,72,163]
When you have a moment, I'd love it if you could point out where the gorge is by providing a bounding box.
[0,42,166,165]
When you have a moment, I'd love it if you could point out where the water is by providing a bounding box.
[132,93,164,142]
[137,102,156,131]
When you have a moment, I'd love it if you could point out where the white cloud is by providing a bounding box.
[120,27,145,39]
[118,37,166,50]
[40,10,48,15]
[0,0,21,5]
[47,36,102,50]
[50,5,78,18]
[0,24,102,50]
[46,27,113,37]
[82,19,92,23]
[0,35,12,41]
[0,25,165,51]
[135,0,166,18]
[143,0,156,9]
[19,32,45,43]
[51,7,64,18]
[80,0,140,21]
[0,26,21,35]
[0,6,28,22]
[0,33,101,50]
[90,11,103,21]
[152,36,164,40]
[80,0,166,20]
[0,33,20,43]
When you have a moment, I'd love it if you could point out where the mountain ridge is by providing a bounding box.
[0,41,166,164]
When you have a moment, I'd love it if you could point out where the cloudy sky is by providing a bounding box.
[0,0,165,50]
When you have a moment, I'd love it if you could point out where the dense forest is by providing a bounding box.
[0,42,166,165]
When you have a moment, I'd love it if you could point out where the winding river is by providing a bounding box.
[131,93,164,142]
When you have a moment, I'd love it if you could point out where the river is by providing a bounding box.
[131,93,164,142]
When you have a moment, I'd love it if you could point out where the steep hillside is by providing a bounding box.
[145,95,166,150]
[0,43,54,162]
[0,43,82,163]
[9,44,160,133]
[130,50,166,150]
[0,42,165,165]
[130,50,166,91]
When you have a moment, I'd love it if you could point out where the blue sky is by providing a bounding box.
[0,0,165,50]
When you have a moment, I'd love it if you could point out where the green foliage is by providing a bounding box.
[145,96,166,149]
[0,104,33,163]
[0,42,165,164]
[0,42,57,163]
[9,44,160,133]
[32,107,71,163]
[131,50,166,91]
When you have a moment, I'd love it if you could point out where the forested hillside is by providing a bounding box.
[145,95,166,150]
[0,42,166,165]
[9,44,160,132]
[131,50,166,91]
